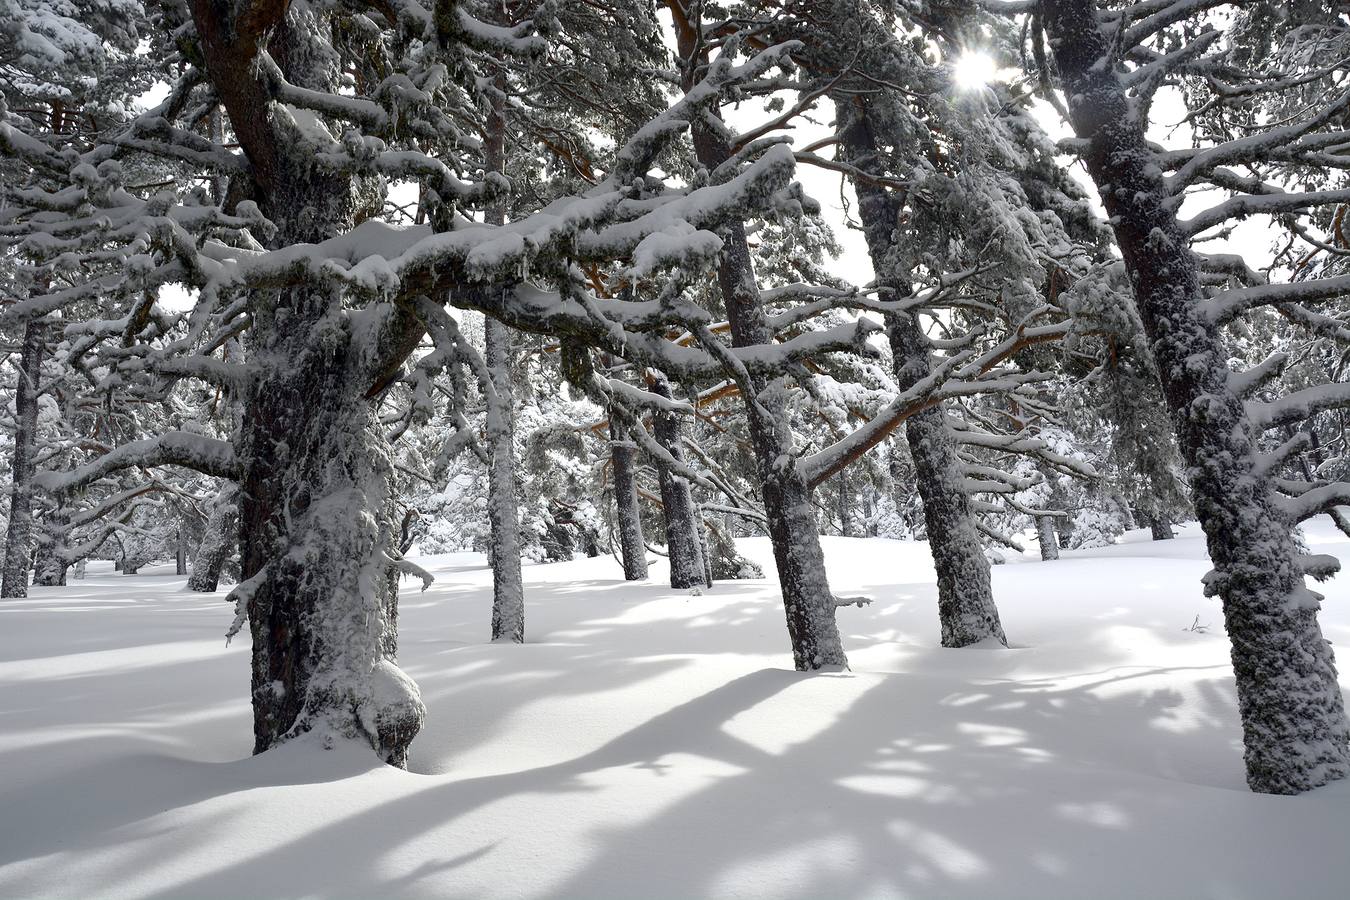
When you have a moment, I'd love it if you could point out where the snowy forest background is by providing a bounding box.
[3,0,1350,895]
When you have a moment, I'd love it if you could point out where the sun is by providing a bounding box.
[951,50,998,90]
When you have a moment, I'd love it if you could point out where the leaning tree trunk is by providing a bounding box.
[2,318,46,598]
[683,109,846,668]
[189,484,239,592]
[609,413,649,580]
[649,372,710,589]
[835,98,1006,647]
[1042,0,1350,794]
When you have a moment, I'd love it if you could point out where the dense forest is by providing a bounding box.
[3,0,1350,827]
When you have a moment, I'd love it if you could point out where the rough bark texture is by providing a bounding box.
[1036,515,1061,561]
[673,13,846,668]
[2,318,46,598]
[192,0,423,766]
[835,98,1006,648]
[189,484,239,592]
[1043,0,1350,794]
[30,500,67,587]
[609,415,649,580]
[649,373,709,589]
[484,317,525,642]
[483,66,525,644]
[1149,515,1174,542]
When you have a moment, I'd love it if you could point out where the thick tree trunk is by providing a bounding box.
[835,99,1006,647]
[1043,0,1350,794]
[609,415,649,580]
[189,484,239,592]
[649,373,709,589]
[187,1,424,766]
[2,319,46,598]
[239,281,423,767]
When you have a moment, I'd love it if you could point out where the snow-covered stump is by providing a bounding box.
[484,317,524,643]
[649,373,709,589]
[236,295,424,767]
[609,416,649,581]
[1043,0,1350,794]
[1,317,47,598]
[835,101,1006,648]
[189,485,239,593]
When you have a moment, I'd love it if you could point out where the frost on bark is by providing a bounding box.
[189,484,239,592]
[1,318,46,598]
[484,317,525,643]
[836,99,1006,648]
[193,0,423,766]
[483,67,525,644]
[649,372,709,589]
[1043,0,1350,794]
[1035,515,1061,561]
[30,499,68,587]
[609,413,648,581]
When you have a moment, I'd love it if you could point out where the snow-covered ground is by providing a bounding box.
[3,523,1350,899]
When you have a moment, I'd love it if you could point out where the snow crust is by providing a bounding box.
[3,523,1350,898]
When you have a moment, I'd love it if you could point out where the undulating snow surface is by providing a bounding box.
[4,524,1350,898]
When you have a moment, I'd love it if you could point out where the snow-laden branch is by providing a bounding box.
[33,432,240,493]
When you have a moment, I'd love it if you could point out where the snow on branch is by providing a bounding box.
[33,432,240,493]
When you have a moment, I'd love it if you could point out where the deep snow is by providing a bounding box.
[3,523,1350,898]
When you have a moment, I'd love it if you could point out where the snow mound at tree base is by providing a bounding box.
[3,524,1350,898]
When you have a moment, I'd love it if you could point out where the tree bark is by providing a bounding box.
[1036,515,1060,561]
[2,318,46,598]
[649,372,709,589]
[835,98,1006,647]
[609,414,649,580]
[1042,0,1350,794]
[31,499,68,587]
[189,484,239,592]
[1149,514,1174,542]
[191,0,424,765]
[483,51,525,644]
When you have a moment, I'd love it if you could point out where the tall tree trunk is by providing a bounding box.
[835,99,1006,648]
[649,372,709,589]
[189,0,425,766]
[189,484,239,592]
[483,54,525,644]
[687,124,845,669]
[1042,0,1350,794]
[2,318,46,598]
[609,413,649,580]
[484,317,524,642]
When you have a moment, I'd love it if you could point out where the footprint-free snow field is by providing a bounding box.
[3,525,1350,899]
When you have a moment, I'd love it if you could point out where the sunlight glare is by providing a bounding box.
[952,50,997,90]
